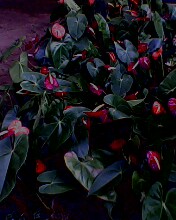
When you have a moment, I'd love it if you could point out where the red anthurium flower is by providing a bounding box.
[89,83,104,96]
[125,93,138,101]
[36,160,47,174]
[64,105,73,111]
[152,101,166,115]
[138,57,150,70]
[89,0,95,6]
[8,120,30,136]
[0,130,14,141]
[87,26,96,37]
[138,43,148,53]
[110,139,126,151]
[40,66,49,75]
[130,0,140,5]
[168,98,176,116]
[82,117,91,130]
[147,151,161,171]
[152,47,163,60]
[57,0,64,4]
[108,52,117,63]
[54,92,68,98]
[135,17,150,22]
[25,41,33,51]
[51,23,65,40]
[85,109,110,123]
[82,50,87,60]
[128,62,138,75]
[44,74,59,90]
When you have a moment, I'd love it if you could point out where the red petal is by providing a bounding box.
[110,139,126,151]
[36,160,47,174]
[152,101,166,115]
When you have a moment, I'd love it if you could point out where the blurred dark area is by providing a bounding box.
[0,0,57,14]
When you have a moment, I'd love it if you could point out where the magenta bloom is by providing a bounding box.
[89,83,104,96]
[44,74,59,90]
[147,151,161,172]
[138,57,150,70]
[168,98,176,116]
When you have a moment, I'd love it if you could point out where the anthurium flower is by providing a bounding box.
[168,98,176,116]
[44,74,59,90]
[138,57,150,70]
[147,151,161,171]
[109,139,126,151]
[40,66,49,75]
[36,160,47,174]
[89,0,95,6]
[8,120,29,136]
[0,130,14,141]
[130,0,140,5]
[138,43,148,53]
[85,109,110,123]
[127,62,138,75]
[89,83,104,96]
[152,101,166,115]
[54,91,68,98]
[152,47,163,60]
[108,52,117,63]
[125,93,138,101]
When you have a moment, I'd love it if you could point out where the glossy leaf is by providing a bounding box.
[64,151,104,190]
[142,182,176,220]
[114,40,138,64]
[95,13,110,44]
[104,94,131,115]
[37,170,73,194]
[152,12,164,39]
[10,52,31,83]
[89,160,125,195]
[111,64,133,97]
[158,68,176,97]
[0,134,29,202]
[87,58,105,78]
[67,12,88,40]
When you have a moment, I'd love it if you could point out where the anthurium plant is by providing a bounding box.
[1,0,176,219]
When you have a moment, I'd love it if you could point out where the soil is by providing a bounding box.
[0,9,51,86]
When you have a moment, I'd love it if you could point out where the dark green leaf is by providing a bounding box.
[89,160,125,195]
[114,40,138,64]
[142,182,176,220]
[111,64,133,97]
[0,135,29,202]
[37,170,73,194]
[152,12,164,39]
[64,151,104,190]
[158,68,176,97]
[67,13,88,41]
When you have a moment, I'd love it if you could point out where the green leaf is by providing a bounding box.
[20,72,45,93]
[86,58,105,78]
[0,37,25,62]
[0,134,29,202]
[89,160,125,195]
[37,170,73,194]
[9,52,31,83]
[132,171,146,195]
[50,41,70,69]
[111,64,133,97]
[127,89,148,107]
[95,13,110,45]
[114,40,138,64]
[64,151,104,190]
[152,11,164,39]
[67,13,88,41]
[142,182,176,220]
[158,68,176,97]
[104,94,132,116]
[1,106,19,130]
